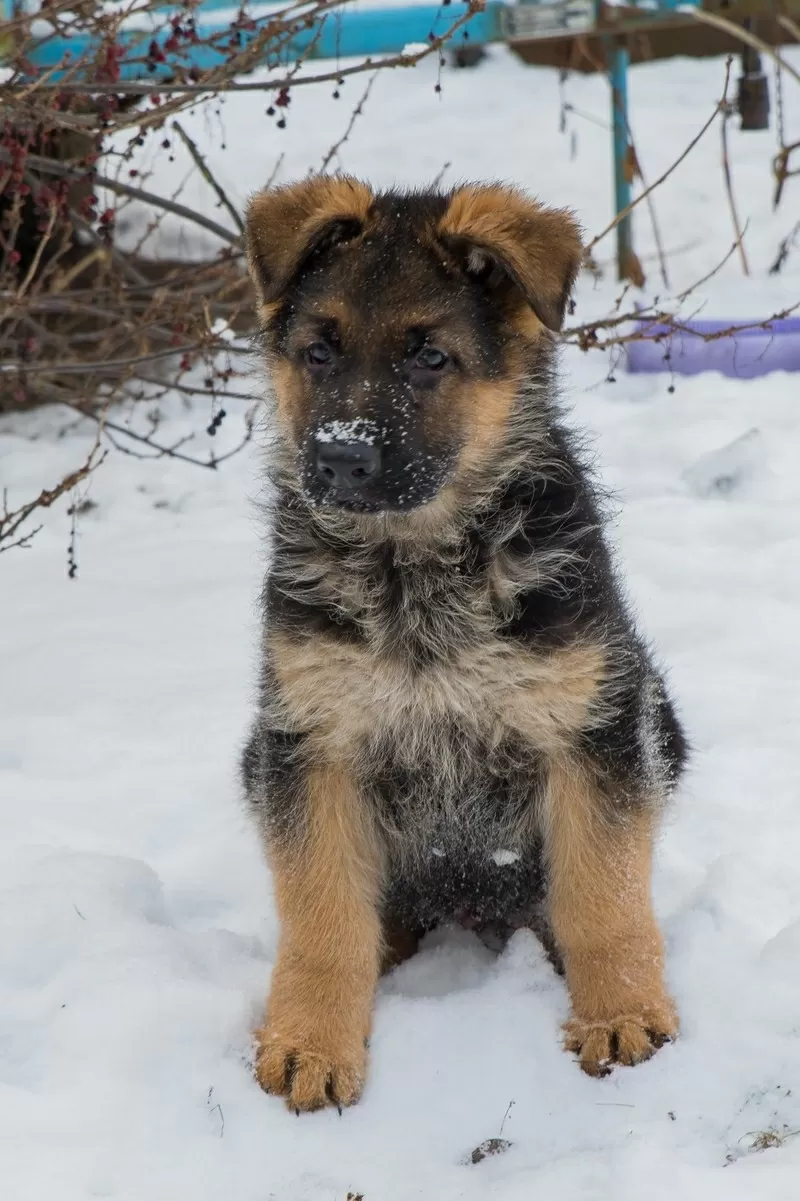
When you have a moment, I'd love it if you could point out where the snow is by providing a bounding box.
[492,849,521,867]
[315,418,382,444]
[2,41,800,1201]
[680,427,767,498]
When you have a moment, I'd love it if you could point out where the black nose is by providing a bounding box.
[314,439,382,491]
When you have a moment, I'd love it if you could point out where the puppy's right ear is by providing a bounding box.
[244,176,374,309]
[438,184,583,332]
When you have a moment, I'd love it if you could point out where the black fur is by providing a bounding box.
[242,181,688,937]
[244,420,688,931]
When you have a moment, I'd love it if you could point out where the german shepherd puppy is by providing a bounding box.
[241,177,687,1112]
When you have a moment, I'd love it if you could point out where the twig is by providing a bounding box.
[676,225,748,300]
[67,206,149,288]
[172,120,245,235]
[431,160,452,189]
[119,252,247,295]
[91,169,241,247]
[63,401,256,470]
[773,140,800,211]
[0,435,105,553]
[0,149,240,245]
[564,303,800,353]
[0,337,236,377]
[624,124,669,288]
[499,1101,515,1138]
[561,102,608,132]
[136,374,256,401]
[263,153,286,192]
[720,105,749,276]
[67,499,79,578]
[776,13,800,43]
[769,221,800,275]
[318,71,377,174]
[15,205,58,298]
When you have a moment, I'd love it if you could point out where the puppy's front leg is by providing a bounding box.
[255,762,383,1111]
[544,759,678,1077]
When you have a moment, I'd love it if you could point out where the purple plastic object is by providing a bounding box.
[624,316,800,378]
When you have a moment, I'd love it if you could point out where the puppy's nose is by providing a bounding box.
[314,439,382,491]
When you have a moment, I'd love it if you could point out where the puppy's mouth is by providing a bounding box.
[303,480,435,515]
[315,489,391,514]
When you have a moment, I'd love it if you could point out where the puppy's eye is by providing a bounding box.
[414,347,448,371]
[304,342,333,368]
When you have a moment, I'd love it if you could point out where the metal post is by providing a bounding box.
[609,41,633,282]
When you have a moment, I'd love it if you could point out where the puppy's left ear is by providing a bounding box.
[438,184,583,331]
[244,175,373,307]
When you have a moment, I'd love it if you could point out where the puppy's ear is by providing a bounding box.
[244,176,374,306]
[438,184,583,331]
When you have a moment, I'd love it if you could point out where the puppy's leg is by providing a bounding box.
[255,762,383,1111]
[544,759,678,1077]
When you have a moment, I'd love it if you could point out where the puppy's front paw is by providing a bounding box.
[564,1000,678,1078]
[254,1025,366,1112]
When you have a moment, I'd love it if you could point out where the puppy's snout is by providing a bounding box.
[314,439,383,492]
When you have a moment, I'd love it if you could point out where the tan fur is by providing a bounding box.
[272,630,607,766]
[284,296,356,334]
[257,298,281,325]
[246,176,374,304]
[438,184,583,330]
[543,758,678,1076]
[254,762,383,1111]
[267,358,307,441]
[456,377,524,472]
[510,306,549,341]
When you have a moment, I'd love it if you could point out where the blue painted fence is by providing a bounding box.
[6,2,505,77]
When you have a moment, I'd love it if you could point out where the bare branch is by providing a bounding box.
[0,433,106,553]
[172,121,245,236]
[719,105,749,276]
[0,149,241,244]
[318,71,378,174]
[62,400,257,469]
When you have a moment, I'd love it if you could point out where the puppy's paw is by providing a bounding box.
[254,1025,366,1112]
[564,1000,678,1078]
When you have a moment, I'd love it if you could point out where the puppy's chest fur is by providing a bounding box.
[269,526,605,854]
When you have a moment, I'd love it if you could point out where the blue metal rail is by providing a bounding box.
[4,2,505,75]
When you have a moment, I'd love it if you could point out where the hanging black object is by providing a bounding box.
[451,44,486,69]
[737,23,770,131]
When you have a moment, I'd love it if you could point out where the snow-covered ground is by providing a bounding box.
[2,42,800,1201]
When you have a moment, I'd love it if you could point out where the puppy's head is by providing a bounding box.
[246,176,582,515]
